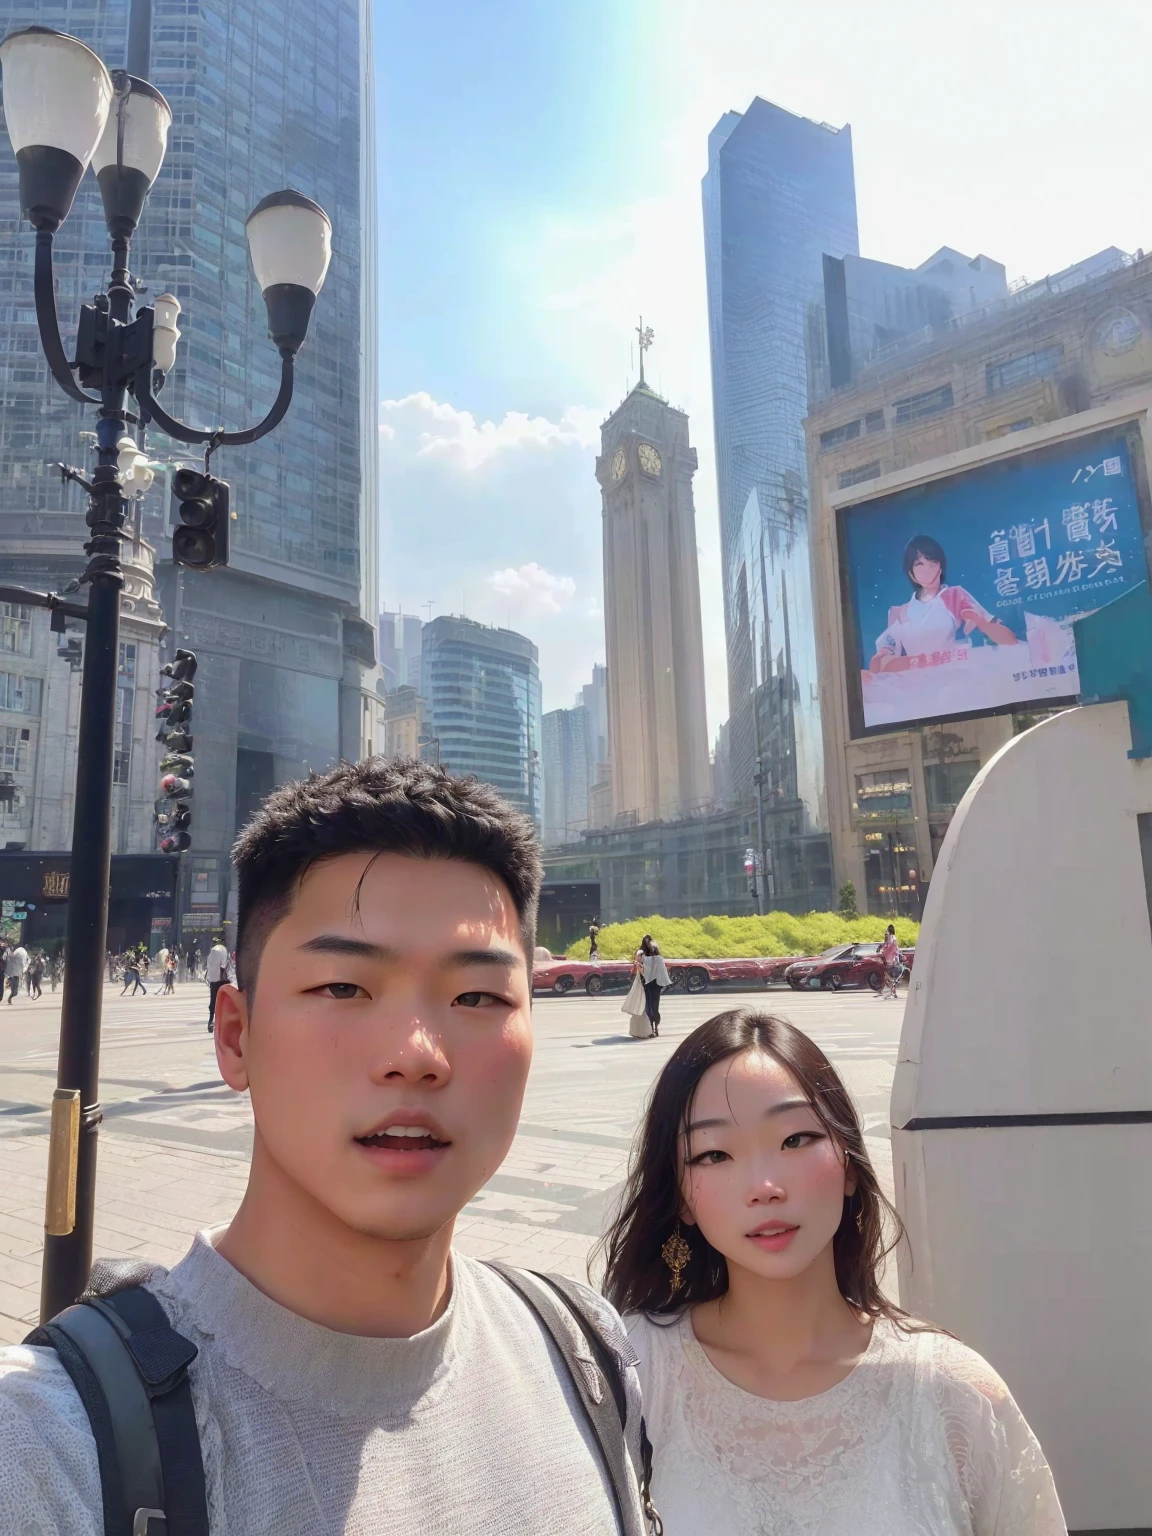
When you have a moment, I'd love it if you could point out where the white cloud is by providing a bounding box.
[487,562,577,616]
[378,391,605,710]
[380,391,601,471]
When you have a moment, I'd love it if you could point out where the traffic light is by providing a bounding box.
[171,468,230,569]
[156,649,197,854]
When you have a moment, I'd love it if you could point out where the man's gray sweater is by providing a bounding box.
[0,1229,646,1534]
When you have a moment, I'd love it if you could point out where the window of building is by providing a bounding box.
[925,759,980,815]
[893,384,954,424]
[819,418,861,450]
[0,672,42,715]
[986,417,1035,439]
[1,726,29,773]
[838,461,881,489]
[853,769,912,818]
[0,604,32,657]
[986,345,1063,396]
[864,409,886,434]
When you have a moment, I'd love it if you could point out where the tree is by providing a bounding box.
[837,881,858,920]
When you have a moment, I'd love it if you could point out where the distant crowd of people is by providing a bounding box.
[0,937,231,1014]
[0,942,62,1002]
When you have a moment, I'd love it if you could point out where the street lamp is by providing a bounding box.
[0,25,331,1321]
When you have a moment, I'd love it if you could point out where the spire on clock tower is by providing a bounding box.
[635,317,654,386]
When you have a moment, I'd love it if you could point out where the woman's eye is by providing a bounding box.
[312,982,365,1000]
[689,1149,730,1166]
[454,990,502,1008]
[782,1131,824,1150]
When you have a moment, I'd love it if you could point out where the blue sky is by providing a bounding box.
[374,0,1152,726]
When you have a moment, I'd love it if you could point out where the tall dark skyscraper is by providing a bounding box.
[0,0,379,943]
[703,98,856,904]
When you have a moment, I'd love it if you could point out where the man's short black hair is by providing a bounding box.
[231,756,544,991]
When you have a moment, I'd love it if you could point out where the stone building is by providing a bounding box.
[806,250,1152,914]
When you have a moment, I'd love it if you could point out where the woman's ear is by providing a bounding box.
[844,1153,858,1199]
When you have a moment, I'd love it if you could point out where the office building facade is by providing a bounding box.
[703,98,857,907]
[806,248,1151,914]
[542,705,593,847]
[0,0,381,945]
[379,611,423,692]
[420,616,542,825]
[596,384,711,823]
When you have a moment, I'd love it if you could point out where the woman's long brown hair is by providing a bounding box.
[599,1009,919,1325]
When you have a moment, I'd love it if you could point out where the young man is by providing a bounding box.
[0,758,649,1533]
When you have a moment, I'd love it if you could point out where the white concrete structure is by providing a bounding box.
[892,700,1152,1532]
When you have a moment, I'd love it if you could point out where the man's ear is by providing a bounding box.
[214,984,251,1092]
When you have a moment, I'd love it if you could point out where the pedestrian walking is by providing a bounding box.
[640,934,670,1037]
[26,950,44,1000]
[602,1009,1065,1535]
[205,937,230,1032]
[623,947,652,1039]
[118,954,133,994]
[49,951,63,992]
[588,919,600,961]
[879,923,901,1000]
[162,951,177,994]
[4,942,27,1003]
[1,757,652,1535]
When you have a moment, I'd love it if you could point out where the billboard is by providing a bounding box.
[839,423,1151,736]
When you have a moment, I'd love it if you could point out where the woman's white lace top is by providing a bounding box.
[627,1309,1066,1536]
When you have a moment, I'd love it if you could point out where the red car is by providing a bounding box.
[531,950,794,997]
[783,943,916,992]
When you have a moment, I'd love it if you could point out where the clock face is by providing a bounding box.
[638,443,662,476]
[611,446,627,480]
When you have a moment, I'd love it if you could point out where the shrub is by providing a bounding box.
[566,910,919,961]
[838,881,859,919]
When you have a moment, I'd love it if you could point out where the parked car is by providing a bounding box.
[783,943,916,992]
[531,950,795,996]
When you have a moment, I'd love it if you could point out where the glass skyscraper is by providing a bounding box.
[703,98,856,907]
[421,616,542,827]
[0,0,379,942]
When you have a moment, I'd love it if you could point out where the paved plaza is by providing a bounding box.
[0,980,905,1342]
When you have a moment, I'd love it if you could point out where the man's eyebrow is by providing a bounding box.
[299,935,398,961]
[297,937,523,970]
[443,947,523,971]
[686,1099,812,1135]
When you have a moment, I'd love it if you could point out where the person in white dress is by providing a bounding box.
[600,1009,1065,1535]
[623,947,653,1038]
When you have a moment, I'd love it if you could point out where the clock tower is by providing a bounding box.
[595,347,711,823]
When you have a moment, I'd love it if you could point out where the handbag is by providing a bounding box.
[622,971,646,1015]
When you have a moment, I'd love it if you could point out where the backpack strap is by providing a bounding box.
[26,1285,209,1536]
[486,1261,661,1535]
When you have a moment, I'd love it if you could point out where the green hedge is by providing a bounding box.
[570,912,920,961]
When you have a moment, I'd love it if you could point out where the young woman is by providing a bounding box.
[870,533,1017,673]
[878,922,901,1000]
[602,1010,1064,1534]
[623,944,654,1039]
[640,934,671,1037]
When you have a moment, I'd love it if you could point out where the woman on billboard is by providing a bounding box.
[869,535,1017,671]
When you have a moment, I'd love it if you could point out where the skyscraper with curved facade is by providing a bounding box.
[0,0,380,944]
[420,616,542,827]
[703,98,856,906]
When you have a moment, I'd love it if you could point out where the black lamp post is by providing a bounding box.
[0,25,332,1322]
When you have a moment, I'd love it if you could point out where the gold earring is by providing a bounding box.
[661,1223,691,1294]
